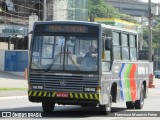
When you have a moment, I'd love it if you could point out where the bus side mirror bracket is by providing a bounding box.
[29,31,33,34]
[105,37,112,50]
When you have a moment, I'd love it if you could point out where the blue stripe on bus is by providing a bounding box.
[119,63,125,101]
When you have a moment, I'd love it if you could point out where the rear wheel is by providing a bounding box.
[42,102,55,112]
[126,101,134,109]
[134,84,145,109]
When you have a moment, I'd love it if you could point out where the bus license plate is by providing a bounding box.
[56,92,69,98]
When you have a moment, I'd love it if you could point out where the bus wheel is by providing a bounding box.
[42,102,55,112]
[134,84,144,109]
[99,96,112,115]
[126,101,134,109]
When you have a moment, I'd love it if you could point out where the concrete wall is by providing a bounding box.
[106,0,155,17]
[0,42,14,50]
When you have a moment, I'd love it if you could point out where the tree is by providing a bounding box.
[88,0,119,18]
[142,26,149,49]
[119,14,137,23]
[88,0,137,23]
[142,20,160,49]
[153,23,160,49]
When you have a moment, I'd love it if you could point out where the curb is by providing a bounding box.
[0,96,28,100]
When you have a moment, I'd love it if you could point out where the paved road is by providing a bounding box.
[0,71,160,119]
[0,96,159,120]
[0,81,160,119]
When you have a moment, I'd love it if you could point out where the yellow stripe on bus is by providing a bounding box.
[90,94,93,99]
[75,93,78,98]
[94,94,98,100]
[85,94,88,99]
[28,91,32,96]
[52,92,56,97]
[47,92,50,97]
[33,91,37,96]
[43,92,47,97]
[38,92,42,96]
[70,93,73,98]
[80,93,83,99]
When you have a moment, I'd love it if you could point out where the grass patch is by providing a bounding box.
[0,88,27,91]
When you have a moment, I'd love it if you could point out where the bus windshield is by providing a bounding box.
[31,35,98,72]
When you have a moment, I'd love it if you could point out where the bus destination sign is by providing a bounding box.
[47,25,88,33]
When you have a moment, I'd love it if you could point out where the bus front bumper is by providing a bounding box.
[28,90,100,104]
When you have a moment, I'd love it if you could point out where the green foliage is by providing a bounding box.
[119,14,138,23]
[88,0,119,18]
[142,27,149,48]
[88,0,137,23]
[153,23,160,49]
[143,21,160,49]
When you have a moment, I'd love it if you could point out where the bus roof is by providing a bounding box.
[34,20,101,26]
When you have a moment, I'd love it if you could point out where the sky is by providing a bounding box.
[141,0,160,3]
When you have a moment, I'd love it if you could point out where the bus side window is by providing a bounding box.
[102,33,112,72]
[121,33,129,60]
[113,32,121,60]
[129,35,137,60]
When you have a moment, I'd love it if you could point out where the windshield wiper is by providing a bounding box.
[45,51,80,72]
[44,53,61,72]
[66,52,80,71]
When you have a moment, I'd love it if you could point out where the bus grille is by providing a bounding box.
[29,72,99,92]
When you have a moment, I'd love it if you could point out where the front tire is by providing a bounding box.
[134,84,145,109]
[42,102,55,112]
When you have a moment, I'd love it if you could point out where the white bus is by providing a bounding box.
[28,21,150,115]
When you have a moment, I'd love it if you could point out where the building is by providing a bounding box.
[106,0,157,17]
[0,0,43,50]
[0,0,88,50]
[46,0,88,21]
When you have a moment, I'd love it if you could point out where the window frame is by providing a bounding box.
[112,31,138,61]
[121,32,129,61]
[112,31,121,60]
[129,34,137,61]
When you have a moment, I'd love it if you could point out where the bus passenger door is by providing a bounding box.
[101,37,112,105]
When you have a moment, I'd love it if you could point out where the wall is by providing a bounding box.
[0,42,14,50]
[0,50,28,77]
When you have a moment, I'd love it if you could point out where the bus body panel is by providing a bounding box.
[100,61,149,105]
[28,21,150,111]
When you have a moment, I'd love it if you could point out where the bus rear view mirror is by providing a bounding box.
[105,37,112,50]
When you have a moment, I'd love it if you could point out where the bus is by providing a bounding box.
[28,21,150,115]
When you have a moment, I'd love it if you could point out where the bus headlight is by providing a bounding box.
[96,86,101,93]
[32,85,43,90]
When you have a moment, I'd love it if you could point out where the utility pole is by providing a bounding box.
[43,0,47,21]
[148,0,152,62]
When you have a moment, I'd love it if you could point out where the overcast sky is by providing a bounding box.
[141,0,160,3]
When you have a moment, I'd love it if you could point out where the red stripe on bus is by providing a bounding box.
[129,64,137,101]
